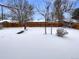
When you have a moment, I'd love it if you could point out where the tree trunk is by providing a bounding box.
[23,20,27,30]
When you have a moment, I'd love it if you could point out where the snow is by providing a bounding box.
[0,27,79,59]
[0,20,12,23]
[0,20,19,23]
[64,19,77,23]
[32,19,45,22]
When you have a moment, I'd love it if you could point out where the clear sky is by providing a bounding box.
[0,0,79,20]
[0,0,45,20]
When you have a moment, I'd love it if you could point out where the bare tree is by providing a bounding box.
[6,0,34,30]
[35,0,52,34]
[54,0,77,20]
[53,0,77,27]
[54,0,64,22]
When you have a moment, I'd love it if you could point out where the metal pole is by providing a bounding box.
[1,6,3,20]
[51,23,52,35]
[45,18,47,34]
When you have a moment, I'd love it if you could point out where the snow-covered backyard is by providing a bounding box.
[0,27,79,59]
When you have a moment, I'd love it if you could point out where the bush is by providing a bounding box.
[56,28,68,37]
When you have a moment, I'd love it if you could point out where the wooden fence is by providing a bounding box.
[2,22,79,29]
[2,22,64,27]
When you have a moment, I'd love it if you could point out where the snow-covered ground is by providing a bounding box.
[0,27,79,59]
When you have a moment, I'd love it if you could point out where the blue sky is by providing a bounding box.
[0,0,79,20]
[0,0,44,20]
[28,0,79,20]
[28,0,46,20]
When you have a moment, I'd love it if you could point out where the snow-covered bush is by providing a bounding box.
[56,28,68,37]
